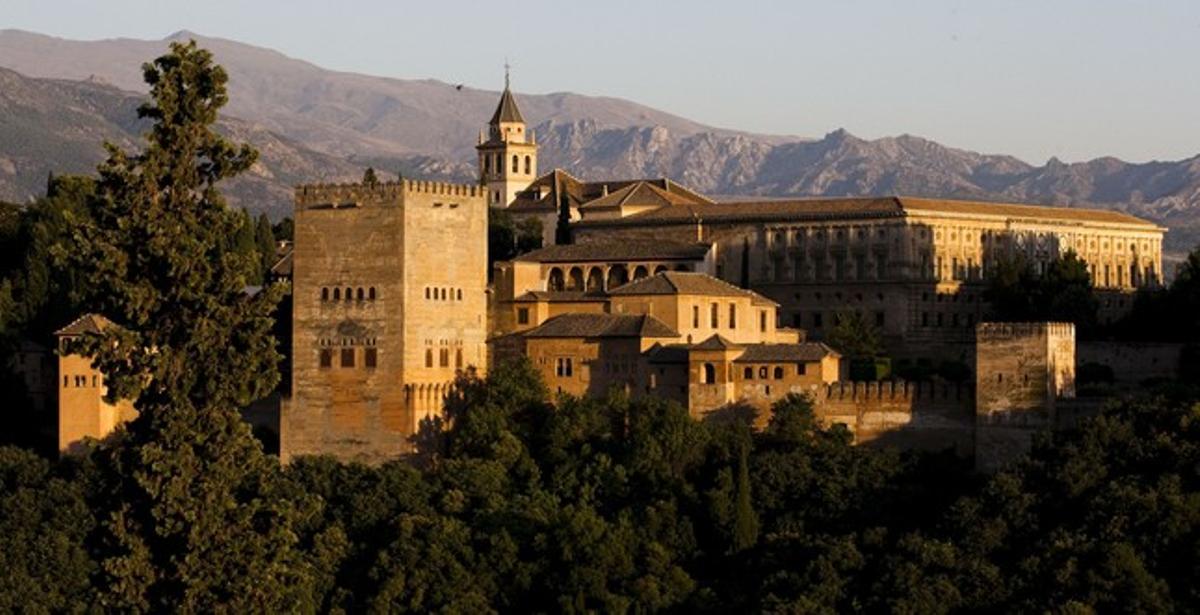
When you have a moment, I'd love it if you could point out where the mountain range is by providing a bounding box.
[1,29,1197,259]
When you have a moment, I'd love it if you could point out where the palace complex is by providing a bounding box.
[43,78,1168,468]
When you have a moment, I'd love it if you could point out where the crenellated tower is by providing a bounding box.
[477,66,537,207]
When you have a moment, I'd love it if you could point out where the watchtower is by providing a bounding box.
[974,322,1075,470]
[476,66,537,208]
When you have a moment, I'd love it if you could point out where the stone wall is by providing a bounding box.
[1078,341,1184,384]
[283,180,487,464]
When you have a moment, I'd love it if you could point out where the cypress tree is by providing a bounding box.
[732,442,759,552]
[255,212,276,282]
[58,41,308,611]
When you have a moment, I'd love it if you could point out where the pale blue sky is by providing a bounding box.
[5,0,1199,164]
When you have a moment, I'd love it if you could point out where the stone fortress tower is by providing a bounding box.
[477,67,538,208]
[974,322,1076,470]
[281,180,488,464]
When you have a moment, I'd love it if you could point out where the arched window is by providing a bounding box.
[512,155,519,173]
[333,288,341,301]
[357,288,364,301]
[568,267,584,291]
[321,288,329,301]
[633,265,648,280]
[774,366,784,380]
[703,363,716,384]
[586,267,604,292]
[606,265,629,289]
[548,268,566,291]
[524,155,531,174]
[345,288,352,302]
[425,349,433,368]
[653,265,668,274]
[369,287,376,300]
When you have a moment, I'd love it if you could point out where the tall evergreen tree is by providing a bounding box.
[255,212,276,282]
[57,41,307,611]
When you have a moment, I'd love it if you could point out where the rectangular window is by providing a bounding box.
[728,303,737,328]
[692,305,700,328]
[364,348,377,368]
[517,307,530,325]
[796,363,807,376]
[555,357,573,377]
[319,349,332,368]
[759,310,767,332]
[439,348,449,367]
[341,348,355,368]
[710,303,719,328]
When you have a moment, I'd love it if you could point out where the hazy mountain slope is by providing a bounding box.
[2,29,1199,258]
[0,66,363,217]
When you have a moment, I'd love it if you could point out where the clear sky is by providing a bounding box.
[5,0,1199,164]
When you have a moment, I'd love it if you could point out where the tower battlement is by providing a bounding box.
[976,322,1075,341]
[295,180,483,209]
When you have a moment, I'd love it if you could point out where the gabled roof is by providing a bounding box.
[270,249,293,277]
[692,334,741,351]
[513,240,712,263]
[608,271,777,306]
[579,181,704,211]
[490,88,525,125]
[55,313,115,337]
[507,168,713,214]
[734,342,839,363]
[524,313,679,339]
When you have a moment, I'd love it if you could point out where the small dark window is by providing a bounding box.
[321,288,329,301]
[333,288,341,301]
[357,288,364,301]
[341,348,355,367]
[512,155,519,173]
[517,308,530,325]
[692,305,700,328]
[729,303,737,328]
[364,348,377,368]
[760,311,767,332]
[524,155,531,174]
[796,363,807,376]
[703,363,716,384]
[345,288,352,302]
[457,289,463,301]
[710,303,719,328]
[425,288,431,300]
[455,348,463,369]
[439,348,449,367]
[425,349,433,368]
[744,367,754,379]
[319,349,333,368]
[369,287,376,300]
[774,367,784,380]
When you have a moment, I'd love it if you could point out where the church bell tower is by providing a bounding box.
[477,66,537,207]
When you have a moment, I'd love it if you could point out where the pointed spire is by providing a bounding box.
[489,63,525,125]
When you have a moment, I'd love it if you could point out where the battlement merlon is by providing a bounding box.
[294,180,485,210]
[975,322,1075,341]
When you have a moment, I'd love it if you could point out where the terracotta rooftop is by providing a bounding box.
[734,342,839,363]
[55,313,116,337]
[579,181,703,211]
[513,240,712,263]
[692,334,741,350]
[574,195,1160,229]
[508,169,713,214]
[523,313,679,339]
[608,271,776,305]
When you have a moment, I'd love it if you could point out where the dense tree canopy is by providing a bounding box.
[984,251,1099,332]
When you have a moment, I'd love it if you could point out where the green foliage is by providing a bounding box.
[52,40,303,611]
[984,251,1099,332]
[488,207,543,276]
[272,217,294,242]
[362,166,379,185]
[1111,243,1200,343]
[826,311,884,359]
